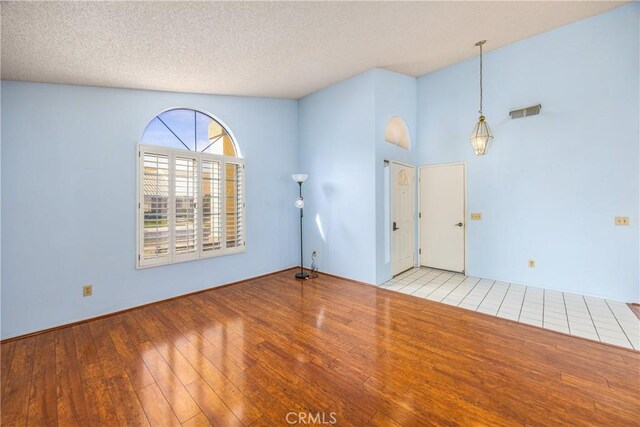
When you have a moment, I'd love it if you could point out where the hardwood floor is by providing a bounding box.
[2,269,639,426]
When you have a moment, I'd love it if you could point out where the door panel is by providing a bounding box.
[420,164,465,272]
[392,163,415,275]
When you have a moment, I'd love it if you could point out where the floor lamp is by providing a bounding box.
[292,174,309,280]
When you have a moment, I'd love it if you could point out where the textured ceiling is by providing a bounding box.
[1,1,626,99]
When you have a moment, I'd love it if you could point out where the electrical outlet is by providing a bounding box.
[83,284,93,297]
[615,216,629,226]
[470,213,482,220]
[528,260,535,268]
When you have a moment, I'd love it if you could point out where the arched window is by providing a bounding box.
[384,116,410,149]
[142,108,240,156]
[137,108,245,268]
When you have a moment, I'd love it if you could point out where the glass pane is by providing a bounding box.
[143,153,170,259]
[141,117,184,149]
[198,112,236,156]
[225,162,243,249]
[196,113,218,154]
[175,157,198,255]
[159,109,196,151]
[142,109,238,156]
[202,160,222,252]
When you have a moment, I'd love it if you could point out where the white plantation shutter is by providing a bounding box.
[141,152,170,266]
[201,159,223,253]
[174,156,198,260]
[138,145,244,268]
[225,162,245,250]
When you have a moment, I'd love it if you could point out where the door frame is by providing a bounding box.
[390,160,417,276]
[417,161,467,273]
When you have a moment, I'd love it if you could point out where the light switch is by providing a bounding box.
[470,213,482,220]
[615,216,629,226]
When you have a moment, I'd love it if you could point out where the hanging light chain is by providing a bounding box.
[477,40,485,115]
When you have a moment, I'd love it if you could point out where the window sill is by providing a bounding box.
[136,246,246,269]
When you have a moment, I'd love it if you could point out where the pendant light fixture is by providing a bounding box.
[470,40,493,156]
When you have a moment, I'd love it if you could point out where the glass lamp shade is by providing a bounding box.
[469,115,493,156]
[291,174,308,183]
[295,198,304,209]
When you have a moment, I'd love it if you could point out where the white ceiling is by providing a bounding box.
[1,1,626,99]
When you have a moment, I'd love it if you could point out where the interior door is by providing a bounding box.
[391,162,415,275]
[420,164,465,272]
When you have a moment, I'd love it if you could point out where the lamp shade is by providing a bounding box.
[469,115,493,156]
[291,174,308,183]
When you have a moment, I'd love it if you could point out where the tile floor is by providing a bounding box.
[380,267,640,351]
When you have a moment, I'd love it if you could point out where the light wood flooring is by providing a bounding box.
[2,269,639,426]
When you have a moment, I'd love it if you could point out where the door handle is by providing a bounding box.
[454,222,463,227]
[393,222,399,231]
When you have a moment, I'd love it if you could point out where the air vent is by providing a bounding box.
[509,104,541,119]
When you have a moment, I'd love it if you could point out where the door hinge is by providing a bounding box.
[419,212,421,219]
[138,254,141,261]
[138,151,140,158]
[419,248,422,255]
[138,202,140,209]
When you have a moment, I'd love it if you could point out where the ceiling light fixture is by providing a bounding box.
[470,40,493,156]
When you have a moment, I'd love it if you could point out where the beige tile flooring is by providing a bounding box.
[380,267,640,351]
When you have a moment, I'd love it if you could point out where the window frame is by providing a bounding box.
[136,143,246,269]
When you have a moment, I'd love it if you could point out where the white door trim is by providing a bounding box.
[390,159,415,169]
[418,162,467,273]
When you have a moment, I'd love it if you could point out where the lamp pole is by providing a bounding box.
[292,174,309,280]
[297,182,306,279]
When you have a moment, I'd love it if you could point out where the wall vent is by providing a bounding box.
[509,104,541,119]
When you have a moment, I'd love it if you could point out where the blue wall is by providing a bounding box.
[1,82,299,338]
[373,69,417,284]
[298,71,377,284]
[297,68,418,286]
[416,3,639,301]
[2,4,638,339]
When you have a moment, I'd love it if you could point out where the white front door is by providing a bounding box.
[391,162,415,276]
[420,163,465,273]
